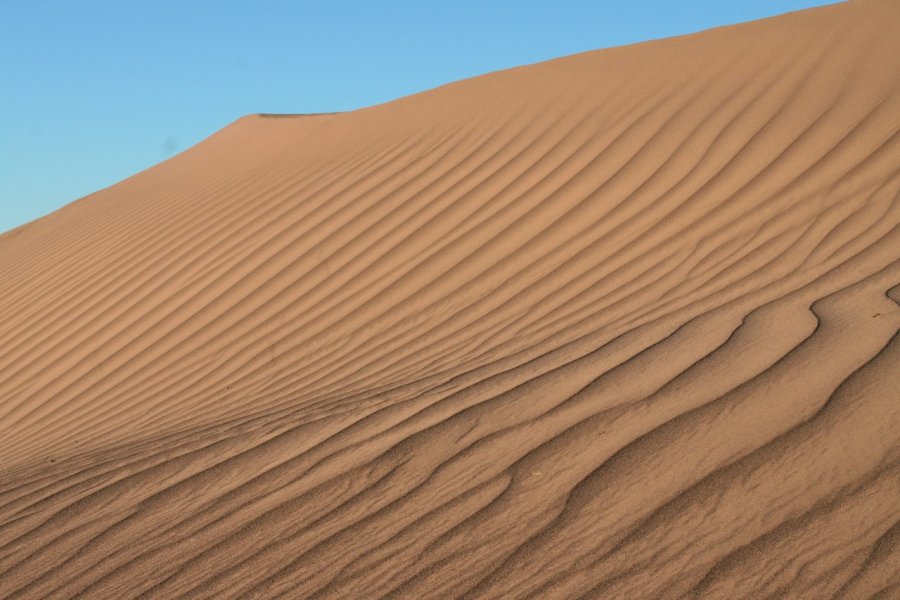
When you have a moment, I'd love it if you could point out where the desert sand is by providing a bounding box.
[1,1,899,598]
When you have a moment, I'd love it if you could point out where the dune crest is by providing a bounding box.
[2,1,899,598]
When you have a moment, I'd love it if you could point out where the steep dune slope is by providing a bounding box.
[1,1,899,598]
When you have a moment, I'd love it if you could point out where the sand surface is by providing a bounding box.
[1,1,899,598]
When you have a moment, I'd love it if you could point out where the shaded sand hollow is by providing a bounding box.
[1,1,899,598]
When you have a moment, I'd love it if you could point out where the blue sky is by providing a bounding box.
[1,0,840,234]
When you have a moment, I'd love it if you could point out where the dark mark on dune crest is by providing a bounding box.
[1,0,899,598]
[256,112,345,118]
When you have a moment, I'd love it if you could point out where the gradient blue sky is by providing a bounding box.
[1,0,840,234]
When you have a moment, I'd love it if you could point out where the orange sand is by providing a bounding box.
[1,1,899,598]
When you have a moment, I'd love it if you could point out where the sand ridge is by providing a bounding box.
[1,0,899,598]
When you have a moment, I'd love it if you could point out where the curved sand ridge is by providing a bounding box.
[1,1,899,598]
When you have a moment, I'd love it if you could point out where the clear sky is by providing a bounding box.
[1,0,840,234]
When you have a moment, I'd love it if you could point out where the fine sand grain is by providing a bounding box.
[1,1,899,598]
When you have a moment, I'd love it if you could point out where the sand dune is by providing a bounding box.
[1,1,899,598]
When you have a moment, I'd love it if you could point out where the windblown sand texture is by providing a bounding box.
[2,1,900,598]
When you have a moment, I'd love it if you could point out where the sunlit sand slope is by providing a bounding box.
[1,1,899,598]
